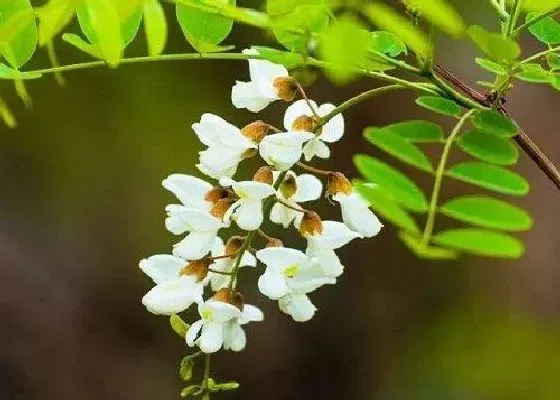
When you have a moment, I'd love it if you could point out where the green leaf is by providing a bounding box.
[471,109,518,137]
[176,0,235,52]
[62,33,103,59]
[516,63,553,83]
[403,0,465,38]
[364,3,431,59]
[475,57,507,75]
[364,126,434,172]
[253,46,305,68]
[179,355,195,382]
[267,0,330,52]
[354,181,420,233]
[0,0,37,68]
[376,120,444,143]
[440,196,533,231]
[170,314,189,337]
[212,381,240,391]
[432,228,525,259]
[180,385,199,398]
[467,25,521,62]
[354,155,429,212]
[447,162,529,196]
[547,53,560,70]
[521,0,560,12]
[143,0,167,56]
[457,128,519,165]
[526,12,560,44]
[415,95,461,117]
[0,96,16,128]
[318,17,371,84]
[552,74,560,90]
[370,31,407,57]
[399,231,458,260]
[36,0,78,46]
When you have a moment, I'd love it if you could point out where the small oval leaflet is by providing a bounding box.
[432,228,525,259]
[415,95,461,117]
[446,162,530,196]
[471,109,518,137]
[457,128,519,165]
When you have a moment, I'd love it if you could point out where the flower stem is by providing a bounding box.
[275,198,306,213]
[422,109,475,245]
[295,81,321,118]
[506,0,524,36]
[295,162,331,176]
[257,229,274,241]
[203,354,211,388]
[520,45,560,64]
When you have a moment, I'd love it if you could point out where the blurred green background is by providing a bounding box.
[1,2,560,399]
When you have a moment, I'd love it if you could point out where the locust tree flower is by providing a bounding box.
[305,220,362,278]
[139,255,204,315]
[270,171,323,228]
[223,304,264,352]
[284,99,344,161]
[193,113,257,179]
[220,178,275,231]
[208,237,257,291]
[259,131,314,171]
[231,49,297,112]
[162,173,213,212]
[256,247,335,322]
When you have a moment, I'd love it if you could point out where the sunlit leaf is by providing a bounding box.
[253,46,305,68]
[519,0,560,12]
[475,57,507,75]
[364,126,434,172]
[415,95,462,117]
[36,0,78,46]
[179,355,195,381]
[62,32,103,59]
[375,120,444,143]
[170,314,189,337]
[516,63,553,83]
[180,385,199,398]
[354,155,429,212]
[370,31,407,57]
[403,0,465,38]
[471,109,518,137]
[0,0,37,68]
[467,25,520,62]
[446,162,530,196]
[457,129,519,165]
[440,196,533,231]
[0,96,16,127]
[143,0,167,56]
[547,53,560,70]
[526,12,560,44]
[432,228,525,258]
[399,231,458,260]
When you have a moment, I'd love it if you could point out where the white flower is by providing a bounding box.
[270,171,322,228]
[162,173,213,212]
[259,132,314,171]
[305,221,362,278]
[208,238,257,291]
[333,190,383,237]
[192,113,257,179]
[223,304,264,352]
[168,207,226,260]
[139,255,203,315]
[220,178,275,230]
[231,49,291,112]
[256,247,335,322]
[185,300,243,353]
[284,99,344,161]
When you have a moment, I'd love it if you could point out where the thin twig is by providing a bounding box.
[296,161,331,176]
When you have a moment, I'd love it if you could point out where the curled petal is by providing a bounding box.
[231,80,272,113]
[142,277,202,315]
[244,48,288,99]
[199,321,224,353]
[334,193,383,238]
[294,173,323,202]
[256,247,309,272]
[302,138,330,161]
[308,220,362,250]
[223,322,247,352]
[258,270,289,299]
[317,103,344,143]
[139,254,186,284]
[173,231,219,260]
[240,304,264,324]
[162,174,212,211]
[279,294,316,322]
[186,319,204,347]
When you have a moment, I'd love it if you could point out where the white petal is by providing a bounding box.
[240,251,257,268]
[165,205,192,235]
[173,231,218,260]
[283,99,317,131]
[231,80,272,112]
[210,237,225,257]
[309,220,362,249]
[199,321,224,353]
[233,181,275,200]
[279,294,316,322]
[240,304,264,324]
[334,192,383,237]
[198,147,243,180]
[206,300,242,322]
[259,132,314,171]
[139,254,186,284]
[302,138,330,161]
[223,322,247,352]
[317,103,344,143]
[185,319,204,346]
[193,113,253,151]
[167,207,223,231]
[233,200,264,231]
[294,173,323,202]
[162,174,212,211]
[306,247,344,278]
[258,270,289,299]
[244,48,288,99]
[256,247,309,272]
[142,277,202,315]
[269,202,299,228]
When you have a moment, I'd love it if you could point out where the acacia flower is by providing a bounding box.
[259,131,314,171]
[222,304,264,352]
[193,113,257,179]
[270,171,323,228]
[208,237,257,291]
[333,190,383,238]
[220,178,276,231]
[283,99,344,161]
[139,255,204,315]
[231,49,297,112]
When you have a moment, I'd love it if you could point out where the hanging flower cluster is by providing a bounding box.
[139,49,383,396]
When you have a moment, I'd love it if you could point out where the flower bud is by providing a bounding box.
[299,211,323,237]
[327,172,353,196]
[253,166,274,184]
[225,236,245,256]
[211,198,234,219]
[265,237,284,248]
[214,288,245,311]
[273,76,298,102]
[241,120,270,143]
[205,186,230,203]
[180,259,211,282]
[291,115,316,132]
[280,174,297,199]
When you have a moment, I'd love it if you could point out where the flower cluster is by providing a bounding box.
[139,49,382,393]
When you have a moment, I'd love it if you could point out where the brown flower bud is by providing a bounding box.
[180,259,211,282]
[279,174,297,199]
[266,237,284,248]
[241,120,270,143]
[225,236,245,256]
[291,115,316,132]
[253,166,274,184]
[273,76,298,102]
[210,198,233,219]
[213,288,245,311]
[204,186,230,203]
[327,172,353,196]
[299,211,323,237]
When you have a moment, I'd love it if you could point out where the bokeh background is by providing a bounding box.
[1,1,560,399]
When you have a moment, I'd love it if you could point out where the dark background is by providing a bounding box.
[1,2,560,399]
